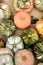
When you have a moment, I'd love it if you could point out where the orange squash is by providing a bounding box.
[14,11,31,29]
[36,19,43,38]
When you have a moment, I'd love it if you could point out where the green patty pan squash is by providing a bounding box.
[0,20,16,36]
[34,42,43,61]
[6,36,24,53]
[22,28,39,45]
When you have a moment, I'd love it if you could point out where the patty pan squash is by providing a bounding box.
[0,48,13,65]
[34,42,43,61]
[0,2,11,20]
[22,28,39,45]
[6,36,24,53]
[34,0,43,12]
[0,20,16,36]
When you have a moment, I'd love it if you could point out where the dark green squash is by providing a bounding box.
[0,20,16,36]
[22,28,39,45]
[34,42,43,61]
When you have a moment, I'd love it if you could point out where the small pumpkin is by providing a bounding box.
[14,49,34,65]
[14,11,31,29]
[0,48,13,65]
[37,62,43,65]
[0,19,16,36]
[0,38,5,48]
[0,2,11,20]
[34,0,43,12]
[36,19,43,38]
[22,28,38,45]
[13,0,33,12]
[34,42,43,61]
[6,36,24,53]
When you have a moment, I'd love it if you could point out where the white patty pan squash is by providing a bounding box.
[0,48,13,65]
[0,20,16,37]
[0,2,11,20]
[6,36,24,53]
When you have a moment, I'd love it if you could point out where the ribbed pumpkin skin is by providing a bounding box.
[0,20,16,36]
[22,28,38,45]
[34,42,43,61]
[6,36,24,53]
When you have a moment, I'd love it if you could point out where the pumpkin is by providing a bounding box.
[0,19,16,36]
[34,42,43,61]
[22,28,39,45]
[13,0,33,12]
[6,36,24,53]
[0,2,11,20]
[14,49,34,65]
[37,62,43,65]
[0,48,13,65]
[34,0,43,12]
[36,19,43,38]
[14,11,31,29]
[0,38,5,48]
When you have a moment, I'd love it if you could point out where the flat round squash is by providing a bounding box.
[0,20,16,37]
[14,11,31,29]
[22,28,39,45]
[0,2,11,20]
[13,0,33,12]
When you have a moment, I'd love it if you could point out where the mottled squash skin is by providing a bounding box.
[34,42,43,61]
[22,28,39,45]
[0,20,16,37]
[34,0,43,12]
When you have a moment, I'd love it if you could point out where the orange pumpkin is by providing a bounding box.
[36,19,43,38]
[14,11,31,29]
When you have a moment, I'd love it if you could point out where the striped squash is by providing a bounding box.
[34,42,43,61]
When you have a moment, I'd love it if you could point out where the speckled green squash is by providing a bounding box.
[22,28,38,45]
[0,20,16,36]
[37,62,43,65]
[34,42,43,61]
